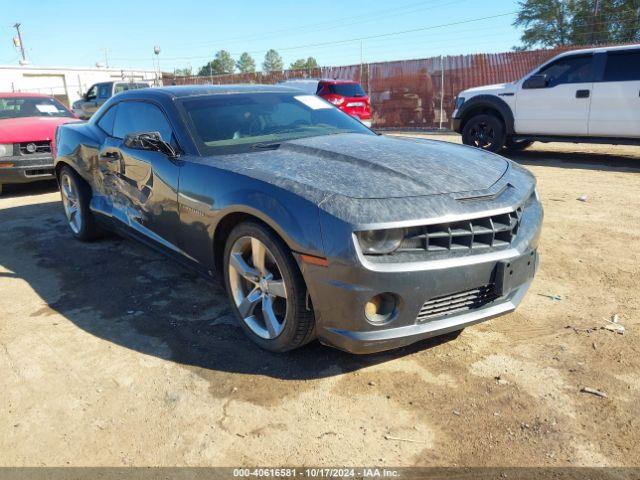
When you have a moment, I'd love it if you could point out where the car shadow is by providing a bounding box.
[0,180,59,198]
[503,147,640,172]
[0,200,459,381]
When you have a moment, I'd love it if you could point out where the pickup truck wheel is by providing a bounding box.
[462,114,506,153]
[504,138,534,151]
[223,221,315,352]
[59,166,102,241]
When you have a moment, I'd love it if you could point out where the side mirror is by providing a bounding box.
[124,131,178,158]
[523,74,548,89]
[82,93,88,101]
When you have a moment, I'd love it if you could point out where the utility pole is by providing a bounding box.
[360,41,364,84]
[13,23,26,63]
[590,0,601,44]
[101,48,110,68]
[439,55,445,130]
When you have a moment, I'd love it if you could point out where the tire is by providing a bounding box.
[223,221,315,352]
[58,166,102,241]
[461,114,506,153]
[504,138,533,151]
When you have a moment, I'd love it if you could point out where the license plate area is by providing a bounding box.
[495,250,537,296]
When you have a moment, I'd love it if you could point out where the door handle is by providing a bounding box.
[576,89,590,99]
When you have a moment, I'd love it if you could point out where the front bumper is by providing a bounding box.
[0,154,55,185]
[303,200,543,354]
[452,115,462,133]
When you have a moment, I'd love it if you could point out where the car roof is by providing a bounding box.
[554,43,640,58]
[0,92,55,98]
[281,78,359,85]
[115,84,305,100]
[318,79,360,84]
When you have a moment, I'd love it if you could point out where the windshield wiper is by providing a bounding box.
[251,142,281,150]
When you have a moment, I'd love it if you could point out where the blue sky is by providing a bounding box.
[0,0,523,72]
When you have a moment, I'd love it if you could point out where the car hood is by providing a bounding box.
[216,133,509,200]
[0,116,79,143]
[461,82,513,96]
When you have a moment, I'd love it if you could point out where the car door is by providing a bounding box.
[96,83,113,109]
[97,100,182,251]
[588,49,640,138]
[81,84,99,117]
[515,54,596,136]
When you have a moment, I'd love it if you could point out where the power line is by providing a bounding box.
[111,11,518,63]
[167,0,453,50]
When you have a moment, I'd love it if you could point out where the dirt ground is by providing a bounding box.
[1,135,639,467]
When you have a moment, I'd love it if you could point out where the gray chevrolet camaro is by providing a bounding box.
[54,85,543,354]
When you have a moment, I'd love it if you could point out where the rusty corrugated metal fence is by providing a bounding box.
[166,47,578,129]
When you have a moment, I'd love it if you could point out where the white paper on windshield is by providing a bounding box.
[36,104,59,113]
[294,95,331,110]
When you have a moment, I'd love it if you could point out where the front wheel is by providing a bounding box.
[223,221,315,352]
[461,114,506,153]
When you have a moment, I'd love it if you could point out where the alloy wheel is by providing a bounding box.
[228,236,288,339]
[469,121,496,149]
[61,173,82,234]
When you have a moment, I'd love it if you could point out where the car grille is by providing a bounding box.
[400,207,523,253]
[25,168,54,177]
[417,284,499,322]
[19,141,51,155]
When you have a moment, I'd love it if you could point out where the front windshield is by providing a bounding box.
[0,96,73,119]
[180,92,374,154]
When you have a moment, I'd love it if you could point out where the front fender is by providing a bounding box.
[456,94,515,135]
[177,161,325,270]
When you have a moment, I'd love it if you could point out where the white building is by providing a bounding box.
[0,65,159,107]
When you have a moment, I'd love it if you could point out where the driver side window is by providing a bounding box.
[538,55,594,86]
[85,85,97,100]
[112,101,175,146]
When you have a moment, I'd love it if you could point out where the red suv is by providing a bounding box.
[281,79,372,127]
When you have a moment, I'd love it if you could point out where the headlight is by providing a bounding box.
[455,96,465,110]
[0,144,13,157]
[356,228,405,255]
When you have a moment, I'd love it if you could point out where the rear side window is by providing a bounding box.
[97,104,118,135]
[603,50,640,82]
[327,83,366,97]
[98,84,112,99]
[112,101,173,142]
[538,55,595,86]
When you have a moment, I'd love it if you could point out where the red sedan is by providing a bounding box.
[0,92,78,195]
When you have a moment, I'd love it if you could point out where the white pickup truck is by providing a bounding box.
[452,44,640,152]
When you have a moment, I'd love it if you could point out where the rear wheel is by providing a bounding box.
[59,166,102,241]
[223,221,315,352]
[462,114,506,153]
[504,138,534,151]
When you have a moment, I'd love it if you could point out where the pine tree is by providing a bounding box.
[262,49,284,72]
[236,52,256,73]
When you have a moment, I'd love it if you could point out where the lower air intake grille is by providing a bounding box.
[417,285,499,322]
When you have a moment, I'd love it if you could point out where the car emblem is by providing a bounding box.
[26,143,37,153]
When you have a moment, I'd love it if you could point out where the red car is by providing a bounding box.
[280,79,372,127]
[0,92,78,195]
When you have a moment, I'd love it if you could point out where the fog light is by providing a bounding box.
[0,162,15,168]
[365,293,398,325]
